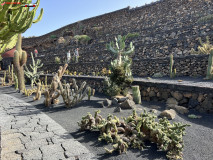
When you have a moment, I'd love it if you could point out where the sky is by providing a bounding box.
[23,0,156,37]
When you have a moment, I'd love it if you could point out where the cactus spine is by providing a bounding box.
[170,54,176,78]
[206,49,213,79]
[132,85,141,104]
[25,52,43,88]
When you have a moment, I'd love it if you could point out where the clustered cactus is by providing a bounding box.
[78,110,190,160]
[104,35,134,96]
[25,52,44,88]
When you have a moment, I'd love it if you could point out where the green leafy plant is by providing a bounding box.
[73,35,91,45]
[188,114,202,119]
[197,14,213,23]
[50,35,57,39]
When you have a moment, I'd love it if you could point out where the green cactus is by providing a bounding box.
[206,49,213,79]
[45,75,47,86]
[14,74,18,90]
[24,52,43,88]
[87,86,91,100]
[132,85,141,104]
[0,0,43,54]
[170,54,176,78]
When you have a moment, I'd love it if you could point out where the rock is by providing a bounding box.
[57,37,65,44]
[183,93,192,98]
[192,93,198,100]
[149,91,156,97]
[114,95,125,99]
[161,92,169,100]
[119,99,135,109]
[149,109,157,114]
[166,98,178,105]
[198,94,204,102]
[201,98,213,109]
[114,106,122,112]
[102,99,112,107]
[170,32,176,39]
[118,97,128,103]
[126,94,133,101]
[112,98,118,105]
[159,109,176,120]
[179,98,188,105]
[188,98,199,109]
[172,91,183,101]
[150,105,161,109]
[174,105,189,114]
[157,92,160,97]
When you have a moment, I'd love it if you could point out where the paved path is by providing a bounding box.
[0,94,95,160]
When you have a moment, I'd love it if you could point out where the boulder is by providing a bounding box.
[114,106,122,112]
[102,98,112,107]
[118,97,128,103]
[126,94,133,101]
[112,98,118,105]
[159,109,176,120]
[119,99,135,109]
[166,98,178,105]
[174,105,189,114]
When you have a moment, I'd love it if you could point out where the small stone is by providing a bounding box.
[172,91,183,101]
[183,93,192,98]
[166,98,178,105]
[149,109,157,114]
[119,99,135,109]
[114,106,122,112]
[159,109,176,120]
[102,98,112,107]
[112,98,118,105]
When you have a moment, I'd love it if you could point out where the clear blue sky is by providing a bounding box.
[23,0,156,37]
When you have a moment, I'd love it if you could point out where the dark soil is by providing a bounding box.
[0,85,213,160]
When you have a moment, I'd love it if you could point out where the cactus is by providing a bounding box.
[206,49,213,79]
[25,52,43,88]
[14,74,18,90]
[44,64,68,107]
[0,0,43,54]
[45,75,48,86]
[33,82,42,101]
[132,86,141,104]
[191,36,213,55]
[78,110,190,160]
[13,34,27,92]
[170,54,176,78]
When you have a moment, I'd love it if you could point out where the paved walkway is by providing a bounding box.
[0,94,95,160]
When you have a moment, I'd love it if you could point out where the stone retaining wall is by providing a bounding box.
[39,75,213,114]
[38,54,209,77]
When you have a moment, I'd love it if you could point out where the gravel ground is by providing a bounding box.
[0,86,213,160]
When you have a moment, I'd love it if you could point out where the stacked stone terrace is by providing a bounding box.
[23,0,213,76]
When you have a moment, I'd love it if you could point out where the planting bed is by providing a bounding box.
[0,86,213,160]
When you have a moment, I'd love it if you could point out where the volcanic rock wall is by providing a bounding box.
[23,0,213,76]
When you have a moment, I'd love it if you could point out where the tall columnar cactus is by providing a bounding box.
[170,54,176,78]
[206,49,213,79]
[0,0,43,54]
[25,52,43,88]
[132,86,141,104]
[13,34,27,92]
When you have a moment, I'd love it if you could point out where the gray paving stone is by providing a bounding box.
[25,138,48,150]
[40,144,65,159]
[30,131,54,141]
[22,148,43,160]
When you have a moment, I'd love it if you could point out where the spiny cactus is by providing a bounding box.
[191,36,213,55]
[25,52,43,88]
[170,54,176,78]
[44,64,68,107]
[33,82,42,101]
[13,34,27,92]
[0,0,43,54]
[206,49,213,79]
[78,110,190,159]
[132,85,141,104]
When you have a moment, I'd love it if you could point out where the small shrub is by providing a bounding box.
[73,35,91,45]
[197,14,213,23]
[55,57,61,64]
[152,72,164,78]
[125,32,139,39]
[50,35,57,39]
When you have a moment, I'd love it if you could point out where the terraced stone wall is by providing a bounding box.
[39,54,208,77]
